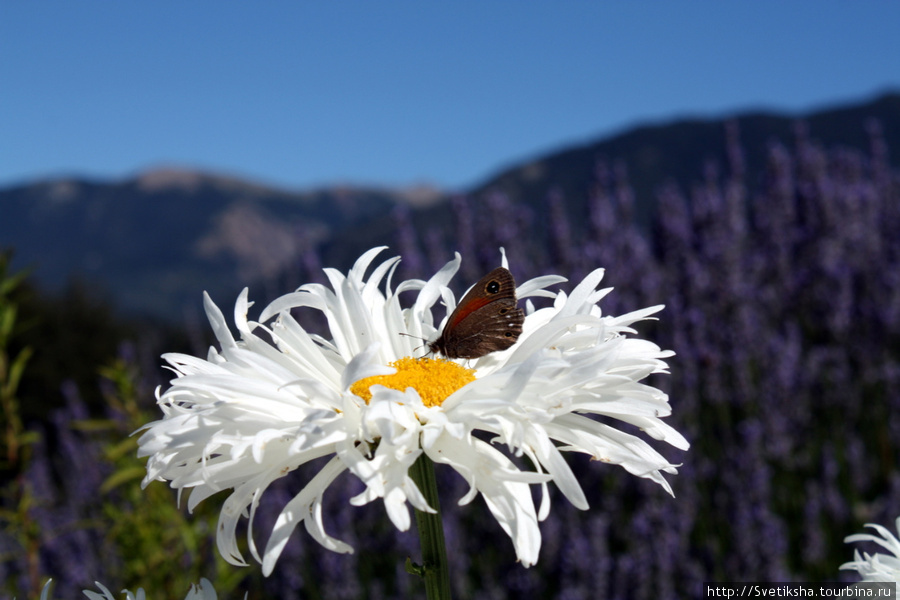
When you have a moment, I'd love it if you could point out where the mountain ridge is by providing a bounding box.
[2,90,898,320]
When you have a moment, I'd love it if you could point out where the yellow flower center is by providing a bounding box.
[350,357,476,407]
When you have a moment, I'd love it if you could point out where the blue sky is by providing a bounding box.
[2,3,899,192]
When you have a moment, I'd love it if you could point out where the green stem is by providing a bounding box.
[408,453,452,600]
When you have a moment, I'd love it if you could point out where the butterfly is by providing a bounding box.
[429,267,525,359]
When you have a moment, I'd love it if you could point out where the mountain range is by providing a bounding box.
[2,91,898,321]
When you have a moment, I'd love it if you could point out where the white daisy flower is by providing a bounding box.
[138,247,688,575]
[842,516,900,592]
[82,582,147,600]
[81,579,218,600]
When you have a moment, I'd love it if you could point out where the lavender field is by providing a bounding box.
[2,119,898,599]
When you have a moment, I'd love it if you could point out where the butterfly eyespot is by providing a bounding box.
[504,331,513,337]
[485,280,501,294]
[498,308,508,314]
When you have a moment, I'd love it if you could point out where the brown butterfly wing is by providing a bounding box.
[429,268,525,359]
[442,298,524,358]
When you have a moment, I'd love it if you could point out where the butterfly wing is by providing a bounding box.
[430,268,525,359]
[443,298,524,358]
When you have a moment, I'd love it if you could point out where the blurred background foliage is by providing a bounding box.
[1,118,899,599]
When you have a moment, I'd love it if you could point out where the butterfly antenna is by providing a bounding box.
[398,332,430,355]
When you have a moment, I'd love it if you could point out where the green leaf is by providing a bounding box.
[6,345,33,395]
[101,466,148,493]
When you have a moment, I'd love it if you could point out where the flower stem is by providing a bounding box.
[408,453,452,600]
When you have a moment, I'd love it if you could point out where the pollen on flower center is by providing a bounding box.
[350,357,476,407]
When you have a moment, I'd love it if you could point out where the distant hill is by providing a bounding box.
[1,91,898,320]
[345,91,900,257]
[470,90,900,225]
[0,170,438,319]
